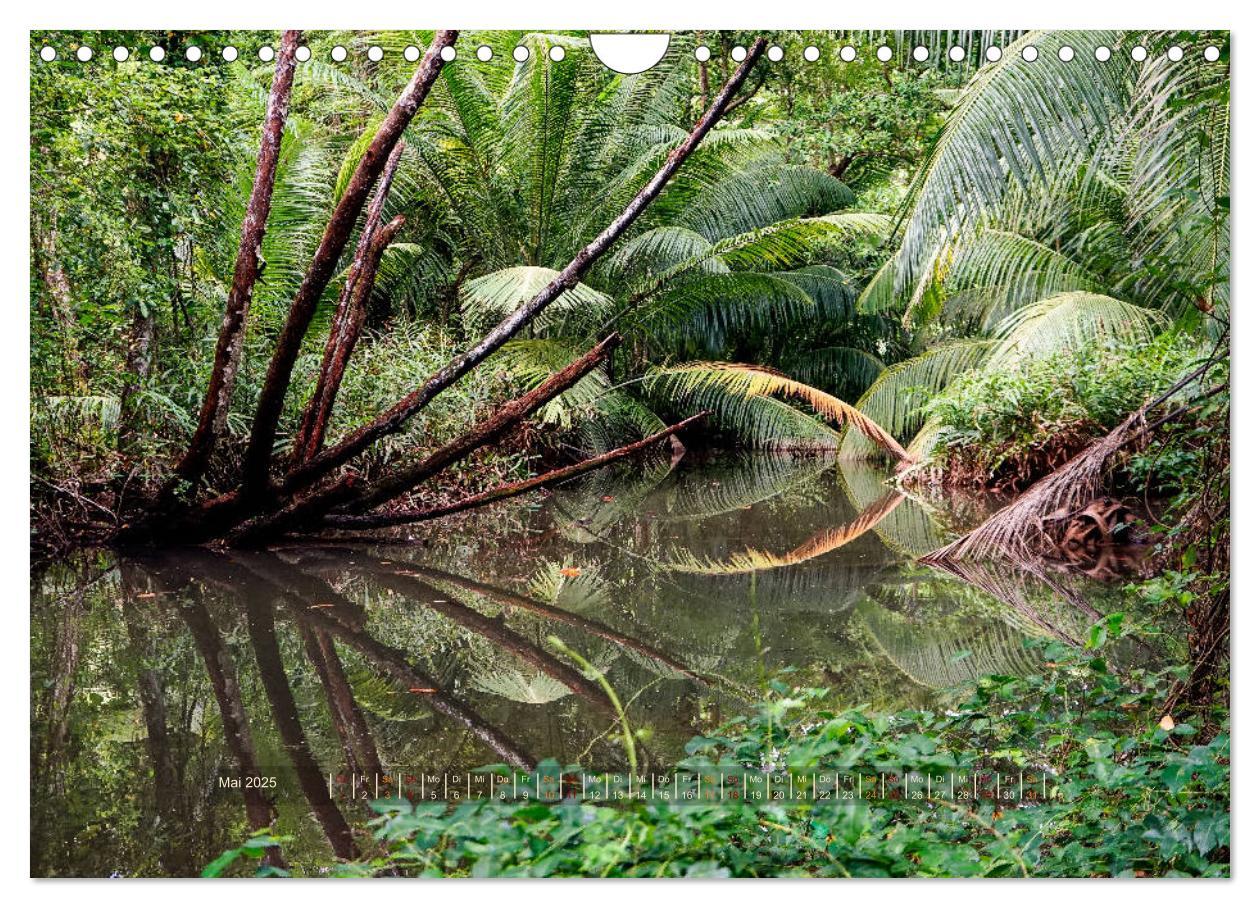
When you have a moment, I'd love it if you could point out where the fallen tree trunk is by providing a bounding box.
[321,411,708,529]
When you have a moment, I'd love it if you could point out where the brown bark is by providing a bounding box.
[323,412,707,529]
[292,141,408,464]
[347,333,621,514]
[228,473,362,547]
[828,154,857,182]
[276,39,769,500]
[173,32,300,489]
[241,31,457,497]
[696,32,711,110]
[245,597,358,861]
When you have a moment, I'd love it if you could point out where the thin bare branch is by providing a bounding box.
[322,411,707,529]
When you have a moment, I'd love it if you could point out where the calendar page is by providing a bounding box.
[29,28,1230,879]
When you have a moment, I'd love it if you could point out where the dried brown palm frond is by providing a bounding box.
[922,358,1223,562]
[662,491,903,575]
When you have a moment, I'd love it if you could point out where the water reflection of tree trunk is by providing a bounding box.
[35,585,87,796]
[177,596,286,870]
[119,564,188,875]
[215,551,534,767]
[298,621,384,779]
[31,579,89,874]
[404,564,700,681]
[226,552,382,775]
[360,562,611,713]
[244,596,358,862]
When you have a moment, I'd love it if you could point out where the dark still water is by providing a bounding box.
[30,452,1135,876]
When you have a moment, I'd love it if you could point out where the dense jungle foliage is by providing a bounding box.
[30,27,1229,878]
[31,29,1227,528]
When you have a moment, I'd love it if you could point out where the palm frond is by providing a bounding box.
[781,345,885,401]
[840,340,994,460]
[675,165,856,241]
[890,29,1128,301]
[461,266,614,337]
[651,363,910,459]
[632,272,818,355]
[858,598,1045,690]
[987,291,1166,368]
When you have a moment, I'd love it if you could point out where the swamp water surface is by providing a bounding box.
[31,452,1142,875]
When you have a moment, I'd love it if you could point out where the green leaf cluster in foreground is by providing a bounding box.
[212,635,1228,878]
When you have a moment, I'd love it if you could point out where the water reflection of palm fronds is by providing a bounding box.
[857,597,1045,690]
[345,668,433,722]
[470,669,575,705]
[550,455,675,542]
[672,556,884,615]
[660,491,903,575]
[837,461,954,558]
[407,564,701,681]
[528,561,612,614]
[470,640,619,704]
[920,556,1095,645]
[651,452,834,522]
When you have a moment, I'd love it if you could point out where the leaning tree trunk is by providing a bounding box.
[292,141,408,464]
[240,31,458,499]
[172,31,301,491]
[142,35,769,548]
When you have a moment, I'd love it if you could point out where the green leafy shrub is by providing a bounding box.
[210,630,1227,878]
[921,334,1203,489]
